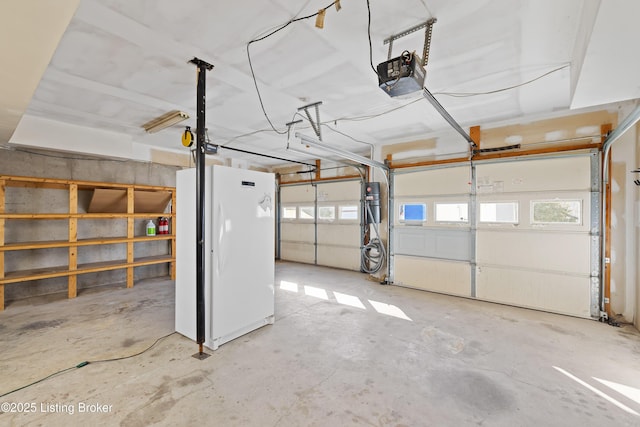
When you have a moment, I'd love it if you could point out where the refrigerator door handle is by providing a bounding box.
[216,204,227,274]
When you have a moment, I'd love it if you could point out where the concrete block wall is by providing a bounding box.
[1,147,180,303]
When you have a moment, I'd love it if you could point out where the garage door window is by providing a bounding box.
[399,203,427,222]
[282,206,297,219]
[339,205,359,220]
[479,202,518,224]
[299,206,315,219]
[435,202,469,223]
[531,200,581,224]
[318,206,336,220]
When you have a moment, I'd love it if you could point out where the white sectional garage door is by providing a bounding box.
[280,180,362,271]
[392,152,599,318]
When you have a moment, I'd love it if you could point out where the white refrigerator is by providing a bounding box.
[175,165,275,350]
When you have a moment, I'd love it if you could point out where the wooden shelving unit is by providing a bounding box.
[0,175,176,311]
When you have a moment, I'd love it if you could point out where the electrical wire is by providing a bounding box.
[0,366,79,398]
[432,64,570,98]
[332,97,424,123]
[323,124,371,146]
[361,203,386,274]
[0,332,176,398]
[246,1,338,135]
[88,331,176,364]
[366,0,379,77]
[315,64,568,125]
[291,64,567,127]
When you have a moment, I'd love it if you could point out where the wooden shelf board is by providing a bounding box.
[2,265,71,283]
[131,235,174,243]
[131,255,175,267]
[1,256,174,285]
[1,213,174,219]
[1,175,174,192]
[0,235,174,251]
[0,214,73,220]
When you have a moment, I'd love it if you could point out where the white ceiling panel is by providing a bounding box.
[1,0,637,166]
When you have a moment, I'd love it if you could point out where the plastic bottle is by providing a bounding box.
[146,220,156,236]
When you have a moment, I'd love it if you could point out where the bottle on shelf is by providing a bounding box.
[158,217,169,234]
[146,219,156,236]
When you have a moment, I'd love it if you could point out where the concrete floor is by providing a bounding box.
[1,261,640,427]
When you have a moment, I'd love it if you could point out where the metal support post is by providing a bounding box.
[189,57,213,360]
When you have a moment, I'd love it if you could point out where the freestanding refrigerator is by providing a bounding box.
[175,165,275,350]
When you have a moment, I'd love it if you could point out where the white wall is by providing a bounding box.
[610,111,637,323]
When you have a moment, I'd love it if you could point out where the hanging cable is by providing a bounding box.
[366,0,380,78]
[361,203,386,274]
[246,1,338,135]
[432,64,569,98]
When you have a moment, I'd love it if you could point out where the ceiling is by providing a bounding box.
[2,0,640,167]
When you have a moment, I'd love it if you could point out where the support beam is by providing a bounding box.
[470,126,481,150]
[601,123,613,317]
[189,57,214,360]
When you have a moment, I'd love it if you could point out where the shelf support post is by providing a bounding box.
[170,189,176,280]
[68,184,78,298]
[127,187,135,288]
[0,179,5,310]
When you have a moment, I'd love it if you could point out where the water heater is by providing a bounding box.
[365,182,381,224]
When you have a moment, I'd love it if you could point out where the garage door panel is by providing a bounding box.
[477,267,591,318]
[281,185,316,202]
[393,165,473,294]
[395,256,471,297]
[317,246,360,270]
[395,166,470,196]
[395,228,471,261]
[316,181,361,201]
[281,242,315,264]
[317,224,360,245]
[281,223,315,242]
[476,156,591,193]
[477,231,591,274]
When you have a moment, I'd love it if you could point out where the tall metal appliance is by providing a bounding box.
[175,165,275,350]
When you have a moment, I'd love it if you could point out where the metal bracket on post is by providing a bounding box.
[189,57,213,361]
[422,18,437,68]
[383,18,437,65]
[298,101,323,140]
[285,119,303,143]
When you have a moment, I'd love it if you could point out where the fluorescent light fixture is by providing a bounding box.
[422,87,476,148]
[295,133,387,170]
[142,110,189,133]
